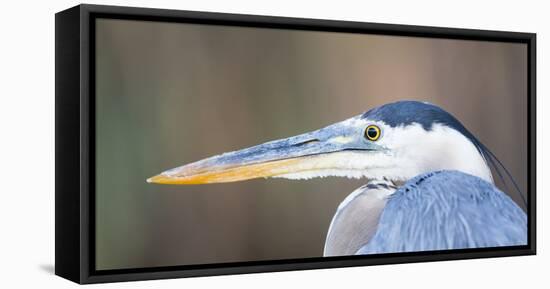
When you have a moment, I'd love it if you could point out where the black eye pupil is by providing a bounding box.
[367,127,378,139]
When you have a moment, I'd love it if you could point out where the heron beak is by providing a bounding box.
[147,156,309,185]
[147,122,381,185]
[146,136,333,185]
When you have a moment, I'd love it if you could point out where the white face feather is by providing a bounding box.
[274,120,493,184]
[377,122,493,183]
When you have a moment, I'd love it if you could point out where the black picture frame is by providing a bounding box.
[55,4,537,284]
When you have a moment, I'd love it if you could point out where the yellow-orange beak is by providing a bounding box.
[146,157,305,185]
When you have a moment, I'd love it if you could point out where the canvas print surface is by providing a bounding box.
[95,18,528,270]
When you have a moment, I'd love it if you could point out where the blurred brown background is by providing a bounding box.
[95,19,528,270]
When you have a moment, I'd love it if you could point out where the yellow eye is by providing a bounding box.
[365,125,381,141]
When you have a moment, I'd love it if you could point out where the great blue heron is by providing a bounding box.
[147,100,527,256]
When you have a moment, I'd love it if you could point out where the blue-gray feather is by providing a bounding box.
[356,170,527,255]
[362,100,469,134]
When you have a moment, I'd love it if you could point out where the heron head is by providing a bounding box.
[147,101,493,185]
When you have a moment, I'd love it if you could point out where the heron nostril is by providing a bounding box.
[293,139,320,146]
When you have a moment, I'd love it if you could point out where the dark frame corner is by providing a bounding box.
[55,4,536,284]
